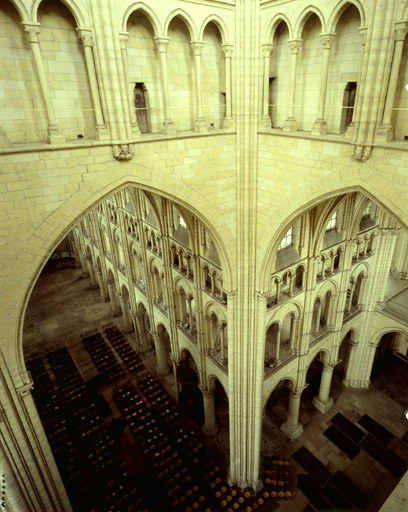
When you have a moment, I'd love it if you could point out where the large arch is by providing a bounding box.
[3,163,234,389]
[258,181,408,292]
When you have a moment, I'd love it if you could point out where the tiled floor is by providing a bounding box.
[23,259,408,511]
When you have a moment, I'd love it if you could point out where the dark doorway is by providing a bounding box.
[134,83,149,133]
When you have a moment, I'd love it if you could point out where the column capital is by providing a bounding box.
[16,377,34,397]
[261,43,274,57]
[288,383,308,398]
[319,33,336,49]
[119,31,130,49]
[359,26,368,46]
[394,23,408,42]
[154,36,170,52]
[199,386,215,399]
[322,359,340,371]
[22,22,41,43]
[190,40,204,56]
[76,27,94,47]
[288,39,303,54]
[221,43,234,57]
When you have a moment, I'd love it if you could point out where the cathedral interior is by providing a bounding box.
[1,1,408,512]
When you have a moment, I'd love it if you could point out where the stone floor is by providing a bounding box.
[23,258,408,512]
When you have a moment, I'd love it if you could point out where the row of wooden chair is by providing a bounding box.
[103,325,144,374]
[82,331,125,384]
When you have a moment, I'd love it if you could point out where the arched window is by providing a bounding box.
[326,211,337,231]
[179,215,187,228]
[279,227,292,249]
[362,203,371,218]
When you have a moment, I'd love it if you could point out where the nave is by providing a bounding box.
[23,254,408,512]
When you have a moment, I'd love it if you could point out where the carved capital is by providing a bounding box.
[119,31,130,50]
[22,22,41,43]
[154,36,170,52]
[288,39,302,54]
[113,144,134,161]
[77,28,93,47]
[359,27,368,46]
[190,40,204,56]
[221,43,233,58]
[16,376,34,397]
[261,43,274,58]
[394,23,408,42]
[320,33,336,49]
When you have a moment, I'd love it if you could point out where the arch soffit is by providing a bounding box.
[350,262,369,279]
[266,13,293,42]
[121,284,130,296]
[204,301,226,322]
[174,277,194,297]
[137,299,148,313]
[402,1,408,20]
[164,8,198,40]
[32,0,88,27]
[266,302,302,330]
[371,327,408,347]
[294,6,326,38]
[6,0,30,21]
[258,179,408,293]
[341,327,359,343]
[314,278,339,302]
[327,0,365,32]
[207,374,229,398]
[179,347,199,371]
[262,375,296,414]
[122,2,162,35]
[156,320,170,334]
[199,14,230,43]
[306,345,332,369]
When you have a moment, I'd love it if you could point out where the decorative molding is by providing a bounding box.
[113,144,134,161]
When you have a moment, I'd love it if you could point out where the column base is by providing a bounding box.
[162,119,176,135]
[157,366,170,377]
[123,325,134,334]
[280,421,304,441]
[259,115,272,130]
[89,283,99,290]
[202,422,219,438]
[376,123,394,142]
[311,119,328,135]
[283,117,297,132]
[95,125,110,141]
[342,378,370,389]
[112,308,122,318]
[194,117,207,133]
[312,396,334,413]
[251,479,264,494]
[223,116,235,130]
